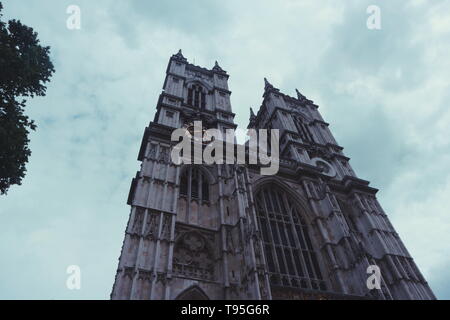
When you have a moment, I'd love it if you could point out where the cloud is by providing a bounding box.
[0,0,449,299]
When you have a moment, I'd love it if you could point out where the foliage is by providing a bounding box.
[0,1,55,194]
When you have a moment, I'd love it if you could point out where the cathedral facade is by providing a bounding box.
[110,51,435,300]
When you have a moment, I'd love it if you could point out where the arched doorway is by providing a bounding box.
[176,286,209,300]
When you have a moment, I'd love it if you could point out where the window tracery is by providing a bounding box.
[255,184,327,291]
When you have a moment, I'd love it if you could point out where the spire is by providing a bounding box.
[295,88,304,100]
[212,60,225,73]
[172,49,187,62]
[295,88,313,104]
[263,77,279,98]
[176,49,184,58]
[248,107,257,128]
[264,77,273,90]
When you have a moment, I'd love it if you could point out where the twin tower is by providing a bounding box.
[110,50,435,300]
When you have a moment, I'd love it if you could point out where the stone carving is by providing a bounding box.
[173,232,215,280]
[123,267,135,279]
[316,161,330,174]
[307,145,333,161]
[147,143,157,159]
[182,110,216,128]
[310,157,337,178]
[236,166,246,190]
[254,241,262,260]
[138,269,152,281]
[160,215,171,241]
[143,212,159,240]
[226,229,235,254]
[156,272,167,284]
[314,181,328,201]
[158,146,170,163]
[186,70,212,82]
[259,277,269,299]
[131,208,145,234]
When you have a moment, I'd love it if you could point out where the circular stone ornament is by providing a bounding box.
[310,157,336,178]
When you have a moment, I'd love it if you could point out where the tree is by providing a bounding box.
[0,1,55,194]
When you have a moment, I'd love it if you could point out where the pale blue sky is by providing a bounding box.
[1,0,449,299]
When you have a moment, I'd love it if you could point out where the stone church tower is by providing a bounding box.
[110,50,435,300]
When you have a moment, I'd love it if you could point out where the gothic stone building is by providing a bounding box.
[110,50,435,300]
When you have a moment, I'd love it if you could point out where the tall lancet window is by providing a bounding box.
[179,166,210,202]
[295,117,314,143]
[255,184,327,291]
[187,84,207,109]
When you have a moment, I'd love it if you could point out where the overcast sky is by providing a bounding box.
[0,0,449,299]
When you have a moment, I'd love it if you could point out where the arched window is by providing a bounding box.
[187,84,207,109]
[255,184,327,291]
[295,117,314,143]
[179,167,210,202]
